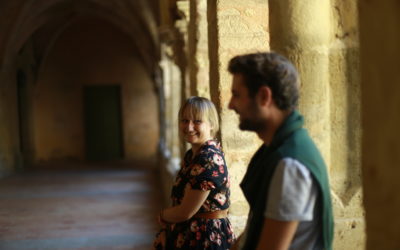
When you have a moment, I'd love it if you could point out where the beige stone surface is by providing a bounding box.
[159,42,182,161]
[269,0,365,248]
[207,0,269,233]
[334,216,365,249]
[188,0,210,99]
[269,0,332,162]
[330,1,364,248]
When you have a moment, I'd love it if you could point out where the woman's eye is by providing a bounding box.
[181,119,189,123]
[194,120,202,124]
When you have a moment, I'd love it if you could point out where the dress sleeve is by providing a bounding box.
[188,149,228,191]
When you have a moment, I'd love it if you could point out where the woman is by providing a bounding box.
[154,96,235,249]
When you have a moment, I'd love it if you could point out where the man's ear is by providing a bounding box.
[257,86,273,107]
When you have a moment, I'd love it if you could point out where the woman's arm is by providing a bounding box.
[161,183,210,223]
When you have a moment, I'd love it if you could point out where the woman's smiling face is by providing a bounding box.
[179,110,213,147]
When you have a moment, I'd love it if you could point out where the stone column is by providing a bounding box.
[158,43,182,205]
[0,63,16,176]
[207,0,269,233]
[0,59,20,175]
[269,0,365,248]
[175,0,190,102]
[329,1,364,248]
[269,0,331,163]
[188,0,210,98]
[359,0,400,249]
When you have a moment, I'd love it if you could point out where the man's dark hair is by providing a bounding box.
[228,52,299,111]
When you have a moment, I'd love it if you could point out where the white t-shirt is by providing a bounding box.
[239,158,323,250]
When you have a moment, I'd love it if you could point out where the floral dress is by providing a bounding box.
[156,140,235,249]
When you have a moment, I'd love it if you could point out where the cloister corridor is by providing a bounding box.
[1,0,400,249]
[0,164,162,250]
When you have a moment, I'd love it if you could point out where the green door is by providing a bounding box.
[84,85,123,161]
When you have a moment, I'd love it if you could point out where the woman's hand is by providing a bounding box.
[230,234,242,250]
[153,229,166,249]
[157,210,168,227]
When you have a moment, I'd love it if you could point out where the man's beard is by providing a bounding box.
[238,101,266,132]
[239,117,265,132]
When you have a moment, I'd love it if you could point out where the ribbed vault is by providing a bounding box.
[0,0,159,75]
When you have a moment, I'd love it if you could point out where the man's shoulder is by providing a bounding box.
[277,128,323,160]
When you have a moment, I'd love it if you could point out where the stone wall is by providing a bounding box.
[0,61,20,176]
[188,0,210,99]
[207,0,270,233]
[4,0,400,248]
[0,0,160,173]
[34,18,159,164]
[159,0,366,248]
[269,0,364,248]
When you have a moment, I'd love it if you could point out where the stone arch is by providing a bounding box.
[0,0,159,76]
[0,0,162,169]
[31,16,160,165]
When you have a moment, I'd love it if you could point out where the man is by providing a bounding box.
[227,52,333,250]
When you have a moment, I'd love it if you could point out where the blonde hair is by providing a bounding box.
[178,96,220,137]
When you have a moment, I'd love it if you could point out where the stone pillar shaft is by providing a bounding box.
[269,0,331,163]
[188,0,210,98]
[269,0,365,248]
[207,0,269,233]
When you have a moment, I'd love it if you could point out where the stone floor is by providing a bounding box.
[0,166,162,250]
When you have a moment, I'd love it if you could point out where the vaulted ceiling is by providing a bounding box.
[0,0,161,74]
